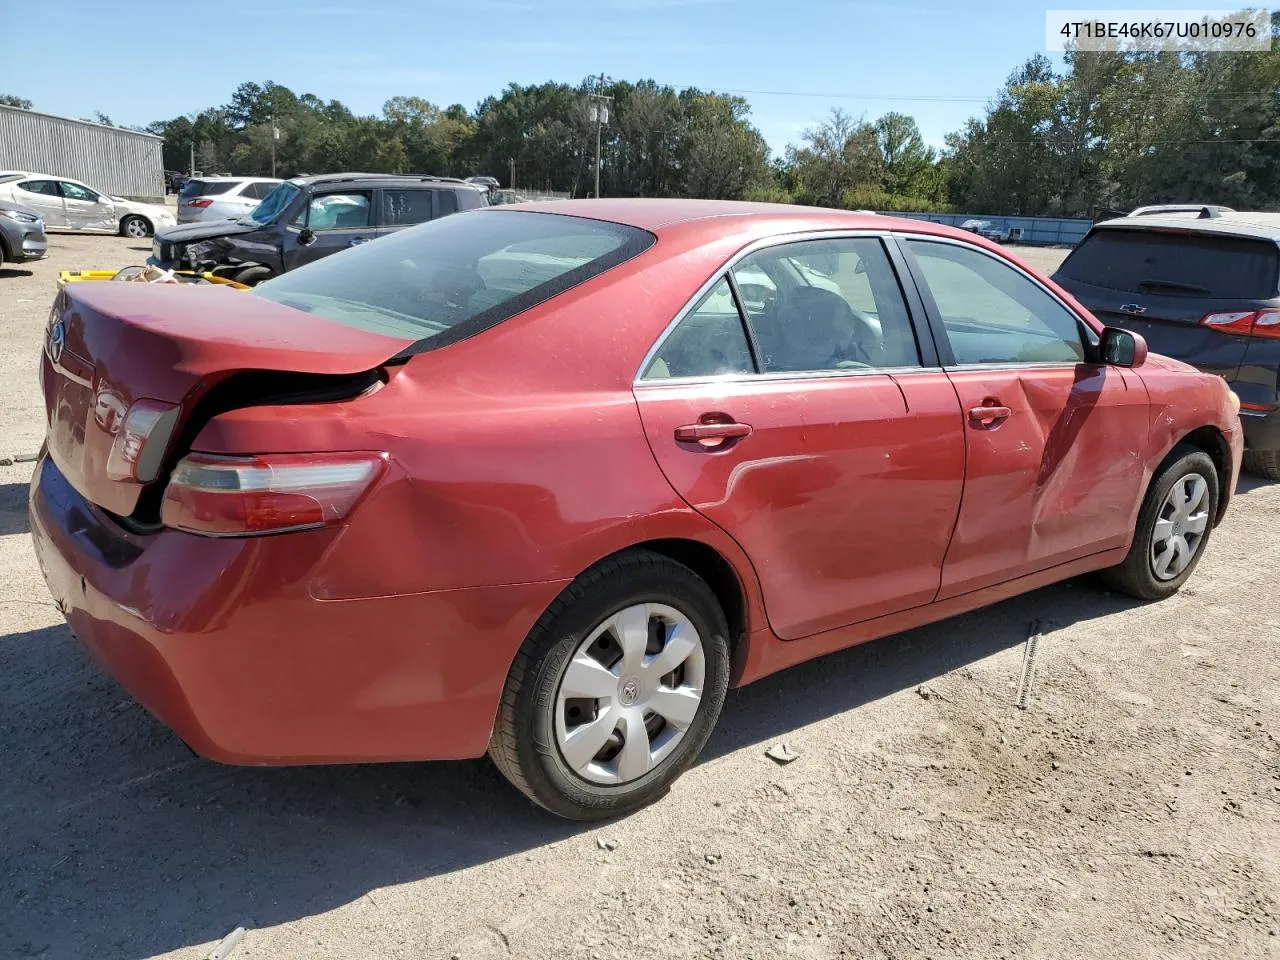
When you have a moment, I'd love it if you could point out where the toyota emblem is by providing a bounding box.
[48,321,66,363]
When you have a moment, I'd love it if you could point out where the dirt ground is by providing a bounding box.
[1,236,1277,960]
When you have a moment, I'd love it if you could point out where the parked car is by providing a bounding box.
[959,218,1014,242]
[0,171,175,237]
[176,176,283,224]
[164,170,189,195]
[0,199,48,267]
[32,200,1242,820]
[465,175,501,200]
[1052,210,1280,479]
[149,173,488,284]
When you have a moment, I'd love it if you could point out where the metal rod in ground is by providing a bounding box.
[206,926,247,960]
[1015,620,1043,710]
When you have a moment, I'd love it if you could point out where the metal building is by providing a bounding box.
[0,105,164,202]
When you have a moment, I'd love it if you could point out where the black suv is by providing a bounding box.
[1053,209,1280,479]
[149,173,488,284]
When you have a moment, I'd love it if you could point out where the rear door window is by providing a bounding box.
[18,180,60,196]
[381,189,434,226]
[437,189,459,216]
[1056,229,1280,300]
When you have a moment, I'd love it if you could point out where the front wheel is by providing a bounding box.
[120,215,152,238]
[488,550,731,820]
[1100,446,1219,600]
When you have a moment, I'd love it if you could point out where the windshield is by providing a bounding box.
[241,182,301,226]
[1057,228,1280,300]
[252,209,655,349]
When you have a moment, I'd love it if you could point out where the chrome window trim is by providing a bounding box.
[633,229,925,386]
[635,363,938,390]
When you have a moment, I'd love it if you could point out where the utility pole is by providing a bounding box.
[270,88,278,179]
[509,156,515,190]
[587,74,613,199]
[189,141,195,178]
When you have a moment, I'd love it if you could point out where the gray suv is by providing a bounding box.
[1053,209,1280,479]
[150,173,488,285]
[0,199,48,268]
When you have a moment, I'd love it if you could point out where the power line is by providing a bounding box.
[668,83,1280,104]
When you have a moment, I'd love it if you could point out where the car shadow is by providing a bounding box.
[0,267,35,279]
[0,576,1140,958]
[0,481,29,536]
[127,245,152,253]
[1236,471,1276,494]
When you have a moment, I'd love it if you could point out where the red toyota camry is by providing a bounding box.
[31,200,1242,820]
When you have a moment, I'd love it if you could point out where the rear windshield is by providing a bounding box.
[179,179,241,199]
[1057,228,1280,300]
[252,210,655,350]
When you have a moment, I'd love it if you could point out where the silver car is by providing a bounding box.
[0,199,48,267]
[177,177,283,224]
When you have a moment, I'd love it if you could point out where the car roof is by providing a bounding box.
[499,198,984,241]
[189,175,280,182]
[289,173,475,188]
[1090,211,1280,242]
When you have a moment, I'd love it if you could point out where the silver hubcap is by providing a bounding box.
[1151,473,1209,580]
[126,219,146,237]
[554,603,705,786]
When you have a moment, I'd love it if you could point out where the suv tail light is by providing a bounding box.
[186,199,214,208]
[161,451,386,537]
[1201,310,1280,339]
[105,400,180,482]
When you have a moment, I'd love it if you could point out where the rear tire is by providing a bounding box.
[1100,446,1219,601]
[120,215,151,238]
[488,549,731,821]
[1244,449,1280,481]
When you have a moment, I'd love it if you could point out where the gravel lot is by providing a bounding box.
[1,236,1277,960]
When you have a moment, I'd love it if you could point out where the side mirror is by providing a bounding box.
[297,228,315,247]
[1100,326,1148,367]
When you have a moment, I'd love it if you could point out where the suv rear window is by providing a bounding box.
[180,179,241,199]
[252,210,655,350]
[1057,228,1280,300]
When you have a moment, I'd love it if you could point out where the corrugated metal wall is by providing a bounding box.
[881,211,1093,246]
[0,106,164,201]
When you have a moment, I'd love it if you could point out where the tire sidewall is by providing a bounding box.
[122,216,150,238]
[1133,450,1219,594]
[517,566,730,819]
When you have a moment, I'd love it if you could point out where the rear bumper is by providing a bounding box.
[1240,410,1280,453]
[29,455,567,765]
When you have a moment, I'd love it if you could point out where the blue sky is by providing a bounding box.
[7,0,1226,155]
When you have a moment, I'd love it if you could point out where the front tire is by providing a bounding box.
[1244,449,1280,481]
[232,265,273,286]
[1100,446,1219,600]
[120,215,152,238]
[489,550,731,820]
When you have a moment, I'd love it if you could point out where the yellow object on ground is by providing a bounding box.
[57,268,249,290]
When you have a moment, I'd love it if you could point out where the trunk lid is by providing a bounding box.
[41,282,412,518]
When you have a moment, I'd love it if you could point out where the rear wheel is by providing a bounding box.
[1100,446,1219,600]
[120,215,151,238]
[1244,449,1280,481]
[488,550,730,820]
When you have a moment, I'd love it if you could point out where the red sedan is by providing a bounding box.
[31,200,1242,820]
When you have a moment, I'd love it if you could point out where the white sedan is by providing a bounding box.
[0,171,175,237]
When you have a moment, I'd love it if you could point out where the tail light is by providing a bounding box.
[1201,310,1280,339]
[160,451,386,537]
[185,199,214,209]
[104,399,180,482]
